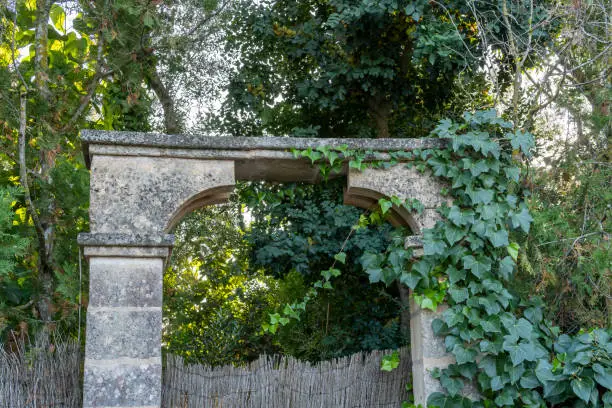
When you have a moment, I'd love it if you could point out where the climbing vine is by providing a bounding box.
[267,109,611,407]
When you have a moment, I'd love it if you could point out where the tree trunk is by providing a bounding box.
[368,96,391,139]
[34,0,52,100]
[146,68,181,134]
[18,93,54,324]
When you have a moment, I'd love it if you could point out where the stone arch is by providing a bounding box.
[78,131,451,408]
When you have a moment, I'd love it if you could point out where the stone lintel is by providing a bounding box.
[81,130,448,168]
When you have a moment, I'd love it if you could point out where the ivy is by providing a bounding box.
[275,109,611,407]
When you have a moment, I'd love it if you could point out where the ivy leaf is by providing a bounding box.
[543,379,567,398]
[487,229,509,248]
[424,239,447,256]
[510,208,533,233]
[427,392,459,408]
[504,166,520,182]
[535,360,559,383]
[504,340,537,366]
[508,131,535,157]
[479,316,501,333]
[462,255,491,279]
[491,375,506,391]
[509,364,526,384]
[447,266,466,284]
[449,287,469,303]
[452,344,477,364]
[366,268,383,284]
[478,356,498,377]
[432,319,448,336]
[448,206,474,226]
[360,252,382,269]
[520,373,541,389]
[413,259,432,277]
[524,307,543,324]
[443,308,464,327]
[571,377,595,403]
[379,198,393,215]
[469,160,490,177]
[593,364,612,389]
[494,388,517,406]
[380,351,400,372]
[507,242,520,261]
[400,272,422,289]
[444,226,465,246]
[467,188,494,205]
[440,373,464,396]
[572,351,592,366]
[499,256,515,280]
[333,252,346,264]
[478,296,501,315]
[502,317,533,339]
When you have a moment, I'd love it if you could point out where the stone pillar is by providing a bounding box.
[79,234,172,408]
[404,235,451,406]
[346,165,453,405]
[409,298,453,405]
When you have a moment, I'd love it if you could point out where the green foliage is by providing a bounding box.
[0,0,162,339]
[164,182,406,364]
[517,162,611,332]
[241,180,406,359]
[0,187,31,336]
[415,111,611,407]
[381,350,400,372]
[163,204,280,366]
[221,0,486,138]
[285,110,611,406]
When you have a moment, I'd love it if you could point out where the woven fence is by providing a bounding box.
[0,341,411,408]
[0,336,82,408]
[162,347,412,408]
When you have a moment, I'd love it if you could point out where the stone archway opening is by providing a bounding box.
[78,131,450,408]
[163,177,409,367]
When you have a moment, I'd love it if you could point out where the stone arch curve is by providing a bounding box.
[78,131,452,408]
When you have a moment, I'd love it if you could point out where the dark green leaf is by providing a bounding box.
[571,377,595,403]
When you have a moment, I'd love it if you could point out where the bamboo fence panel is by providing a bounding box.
[0,336,82,408]
[161,347,411,408]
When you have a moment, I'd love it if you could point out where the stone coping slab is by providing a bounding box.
[78,233,174,247]
[80,130,447,168]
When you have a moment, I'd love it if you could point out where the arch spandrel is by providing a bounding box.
[89,155,235,236]
[345,164,449,233]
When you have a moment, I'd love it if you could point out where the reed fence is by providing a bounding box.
[0,336,82,408]
[162,347,411,408]
[1,339,411,408]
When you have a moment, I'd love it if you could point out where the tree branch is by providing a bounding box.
[18,92,49,272]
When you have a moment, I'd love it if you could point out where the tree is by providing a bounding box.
[0,0,165,338]
[220,0,487,138]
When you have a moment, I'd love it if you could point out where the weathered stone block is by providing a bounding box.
[347,165,448,208]
[411,304,449,359]
[89,257,163,307]
[90,156,234,235]
[83,359,161,407]
[85,307,161,360]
